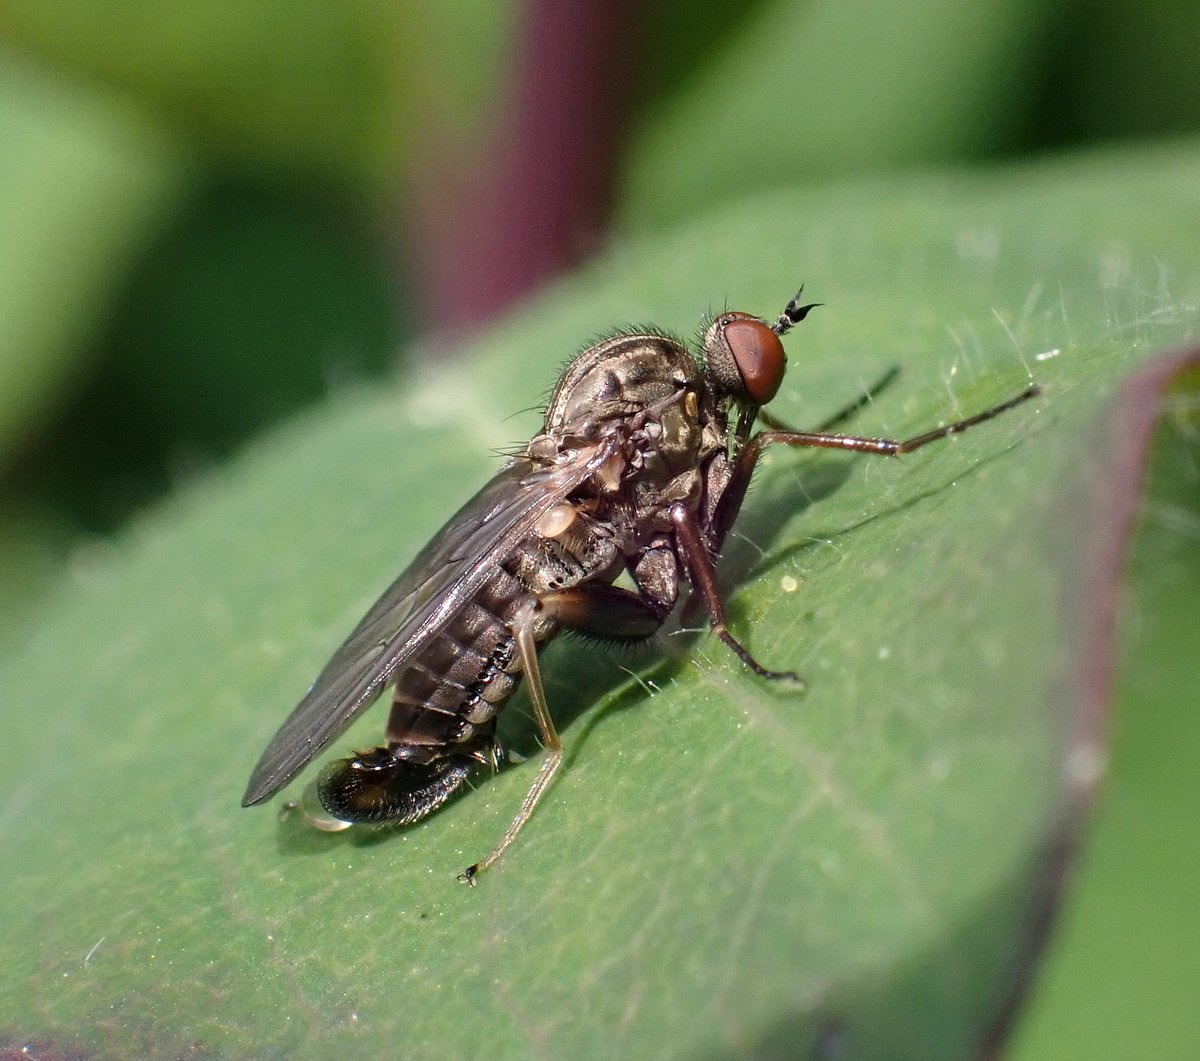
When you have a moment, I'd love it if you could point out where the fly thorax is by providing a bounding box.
[631,467,702,537]
[647,391,704,476]
[659,467,702,505]
[543,334,699,438]
[700,450,733,527]
[701,416,729,455]
[526,433,561,463]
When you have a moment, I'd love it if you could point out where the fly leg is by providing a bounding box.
[690,384,1040,672]
[711,383,1041,553]
[459,586,667,884]
[670,502,801,684]
[753,383,1040,458]
[458,596,559,884]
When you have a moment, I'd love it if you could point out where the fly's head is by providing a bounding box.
[699,289,820,420]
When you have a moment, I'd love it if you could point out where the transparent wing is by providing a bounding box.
[242,442,614,806]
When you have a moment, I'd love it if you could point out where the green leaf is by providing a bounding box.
[0,1,515,195]
[620,0,1065,230]
[0,52,189,464]
[1,143,1198,1058]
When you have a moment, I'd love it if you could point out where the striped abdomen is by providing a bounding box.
[384,562,533,755]
[311,544,575,827]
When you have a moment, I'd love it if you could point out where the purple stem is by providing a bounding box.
[413,0,640,337]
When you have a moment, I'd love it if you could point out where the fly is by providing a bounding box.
[242,289,1040,883]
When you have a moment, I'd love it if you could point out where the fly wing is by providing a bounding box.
[242,441,614,806]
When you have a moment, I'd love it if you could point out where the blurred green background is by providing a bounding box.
[1,1,1197,1057]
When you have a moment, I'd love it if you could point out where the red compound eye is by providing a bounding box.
[721,314,786,404]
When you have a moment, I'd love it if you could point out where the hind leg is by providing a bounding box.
[459,583,669,883]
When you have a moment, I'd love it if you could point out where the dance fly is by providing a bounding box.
[242,290,1039,882]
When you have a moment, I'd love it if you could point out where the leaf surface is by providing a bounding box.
[1,145,1198,1059]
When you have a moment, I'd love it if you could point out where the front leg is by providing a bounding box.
[710,382,1040,554]
[670,502,801,684]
